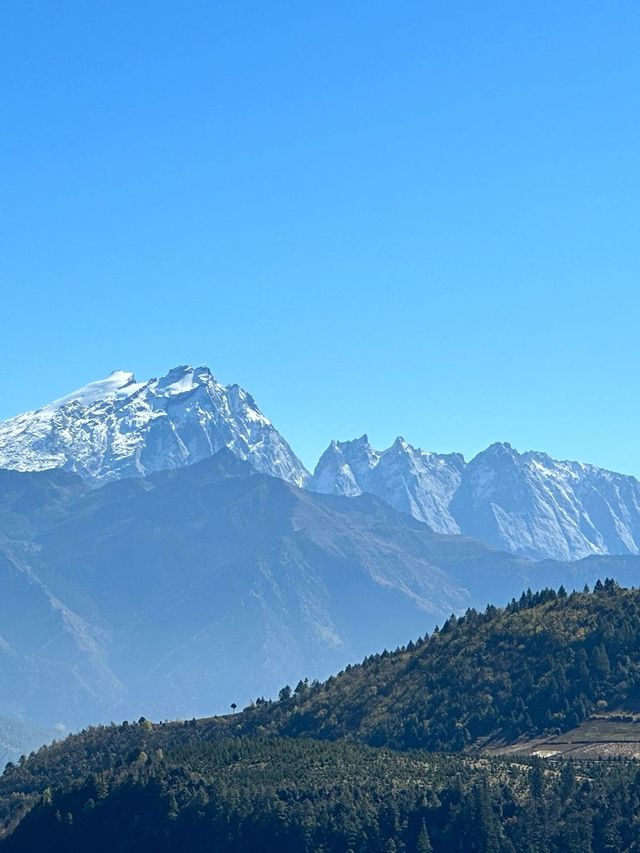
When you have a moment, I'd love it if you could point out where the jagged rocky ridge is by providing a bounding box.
[309,436,640,561]
[1,365,640,561]
[0,365,308,487]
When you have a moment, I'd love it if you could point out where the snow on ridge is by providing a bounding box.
[309,436,640,561]
[3,363,640,562]
[308,435,464,534]
[0,365,308,488]
[40,370,142,414]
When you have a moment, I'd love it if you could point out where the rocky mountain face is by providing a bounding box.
[451,442,640,561]
[2,453,636,730]
[309,436,465,534]
[309,437,640,561]
[0,455,471,728]
[3,365,639,562]
[0,365,308,487]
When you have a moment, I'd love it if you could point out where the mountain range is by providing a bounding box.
[0,452,638,732]
[1,364,640,735]
[1,365,639,561]
[309,435,640,561]
[2,367,640,849]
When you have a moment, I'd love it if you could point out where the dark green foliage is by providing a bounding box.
[416,819,433,852]
[0,716,227,830]
[230,582,640,750]
[4,737,640,853]
[4,584,640,850]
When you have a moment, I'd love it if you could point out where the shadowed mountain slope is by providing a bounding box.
[1,453,639,730]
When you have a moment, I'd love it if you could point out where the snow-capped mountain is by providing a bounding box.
[0,365,309,486]
[451,442,640,561]
[309,435,464,534]
[3,366,640,562]
[309,437,640,561]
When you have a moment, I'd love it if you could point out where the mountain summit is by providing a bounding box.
[3,367,640,562]
[308,435,464,534]
[309,436,640,561]
[0,365,309,486]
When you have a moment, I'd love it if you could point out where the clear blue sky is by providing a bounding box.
[1,1,639,474]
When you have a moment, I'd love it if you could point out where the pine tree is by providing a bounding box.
[530,763,544,803]
[559,761,576,802]
[416,819,433,853]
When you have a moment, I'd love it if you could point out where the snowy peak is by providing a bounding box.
[41,370,141,413]
[308,436,465,534]
[452,445,640,561]
[309,441,365,497]
[154,364,204,396]
[309,435,376,494]
[3,366,640,563]
[308,435,386,498]
[309,437,640,561]
[390,435,410,452]
[0,365,308,487]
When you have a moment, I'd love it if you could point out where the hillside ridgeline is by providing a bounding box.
[232,581,640,751]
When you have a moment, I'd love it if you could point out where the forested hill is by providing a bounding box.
[231,581,640,750]
[5,735,640,852]
[3,584,640,849]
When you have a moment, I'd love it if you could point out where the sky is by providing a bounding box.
[1,1,639,474]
